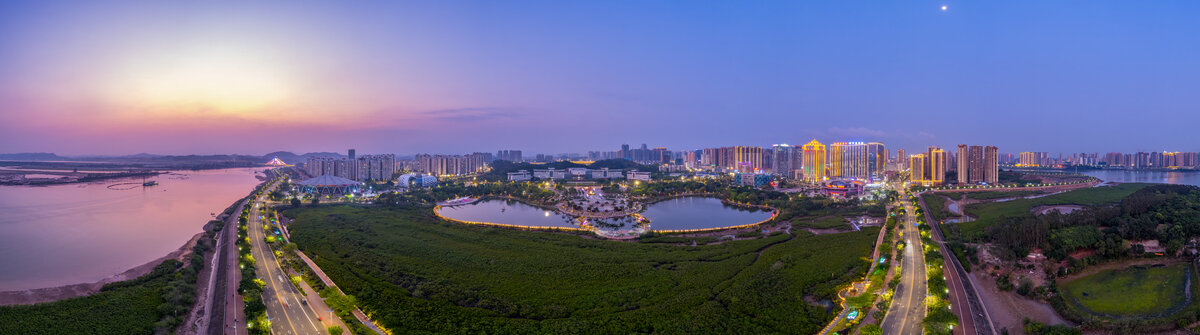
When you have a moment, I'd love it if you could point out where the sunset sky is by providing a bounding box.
[2,1,1199,156]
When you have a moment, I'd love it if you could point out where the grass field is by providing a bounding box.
[794,215,848,229]
[1060,263,1191,317]
[287,205,878,334]
[951,183,1150,239]
[963,190,1045,200]
[921,194,953,222]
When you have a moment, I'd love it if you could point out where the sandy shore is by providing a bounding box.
[0,231,205,306]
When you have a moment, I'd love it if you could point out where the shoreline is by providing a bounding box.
[0,230,206,306]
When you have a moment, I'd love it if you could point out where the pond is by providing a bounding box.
[436,197,774,233]
[640,197,774,231]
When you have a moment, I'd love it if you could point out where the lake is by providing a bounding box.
[1081,170,1200,187]
[0,168,263,291]
[436,197,773,233]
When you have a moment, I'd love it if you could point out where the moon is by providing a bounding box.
[941,5,948,11]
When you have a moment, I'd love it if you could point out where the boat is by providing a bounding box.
[143,180,158,186]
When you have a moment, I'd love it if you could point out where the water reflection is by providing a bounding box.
[0,168,262,291]
[437,197,772,232]
[1081,170,1200,187]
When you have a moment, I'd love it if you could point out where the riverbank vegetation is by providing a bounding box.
[928,183,1200,332]
[0,218,222,334]
[950,183,1149,240]
[285,205,879,334]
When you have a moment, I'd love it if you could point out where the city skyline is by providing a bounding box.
[4,1,1200,155]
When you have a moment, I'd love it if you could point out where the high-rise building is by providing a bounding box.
[414,153,489,176]
[867,142,885,179]
[984,146,998,184]
[927,147,946,184]
[497,150,523,162]
[305,153,396,182]
[956,144,969,184]
[771,144,794,176]
[968,146,984,183]
[801,140,826,183]
[909,154,927,184]
[896,149,907,170]
[732,146,763,173]
[348,149,356,161]
[830,142,868,180]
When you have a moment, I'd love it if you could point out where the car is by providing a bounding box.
[301,299,307,305]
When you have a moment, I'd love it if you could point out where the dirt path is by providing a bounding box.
[970,271,1068,333]
[0,232,204,306]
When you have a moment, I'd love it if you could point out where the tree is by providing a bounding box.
[861,324,883,335]
[327,325,344,335]
[291,198,301,207]
[311,197,320,205]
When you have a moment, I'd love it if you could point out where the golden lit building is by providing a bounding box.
[802,139,826,183]
[910,146,946,185]
[829,142,869,180]
[732,146,763,173]
[909,154,926,183]
[928,147,946,184]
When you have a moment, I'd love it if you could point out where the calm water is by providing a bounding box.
[0,168,262,291]
[640,197,773,230]
[437,197,772,232]
[436,199,579,229]
[1082,170,1200,187]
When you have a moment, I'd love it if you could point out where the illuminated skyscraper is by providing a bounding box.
[801,139,826,183]
[867,142,885,179]
[927,146,946,184]
[909,154,927,184]
[896,149,907,170]
[732,146,762,173]
[829,142,869,180]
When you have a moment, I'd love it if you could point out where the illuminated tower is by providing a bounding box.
[732,146,763,173]
[928,147,946,184]
[802,139,826,183]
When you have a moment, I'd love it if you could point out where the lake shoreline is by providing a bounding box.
[0,229,206,306]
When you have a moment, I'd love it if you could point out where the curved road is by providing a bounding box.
[880,187,928,335]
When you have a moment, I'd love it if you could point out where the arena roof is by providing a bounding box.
[297,175,361,187]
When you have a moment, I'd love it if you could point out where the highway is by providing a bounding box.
[880,186,928,335]
[247,181,328,335]
[214,198,247,335]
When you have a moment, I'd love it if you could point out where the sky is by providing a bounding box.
[1,0,1199,156]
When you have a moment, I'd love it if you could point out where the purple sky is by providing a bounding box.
[2,1,1199,156]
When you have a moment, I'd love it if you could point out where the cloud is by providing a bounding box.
[420,107,522,122]
[827,127,888,138]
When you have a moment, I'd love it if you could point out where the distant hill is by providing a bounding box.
[0,152,65,161]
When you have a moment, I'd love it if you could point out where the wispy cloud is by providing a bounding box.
[420,107,522,121]
[827,127,888,138]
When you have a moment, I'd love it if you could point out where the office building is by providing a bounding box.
[801,139,826,183]
[867,142,885,179]
[771,144,799,177]
[732,146,763,173]
[829,142,868,180]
